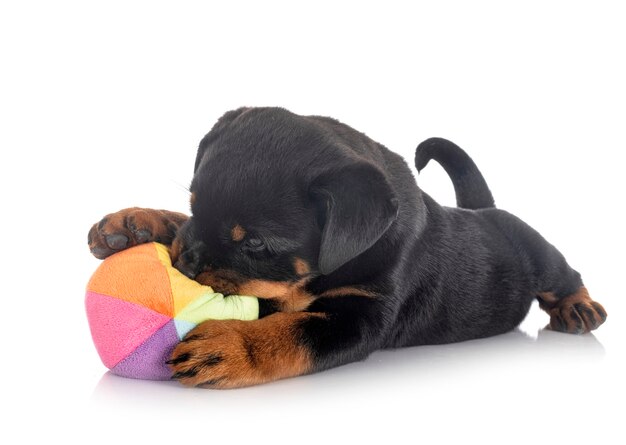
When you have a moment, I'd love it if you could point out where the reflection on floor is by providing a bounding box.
[92,325,606,407]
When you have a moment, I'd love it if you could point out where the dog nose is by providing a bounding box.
[174,257,199,279]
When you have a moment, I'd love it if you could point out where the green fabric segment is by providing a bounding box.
[175,291,259,324]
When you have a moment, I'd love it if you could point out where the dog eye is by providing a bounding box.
[244,237,266,252]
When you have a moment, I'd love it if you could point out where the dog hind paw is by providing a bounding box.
[545,288,607,334]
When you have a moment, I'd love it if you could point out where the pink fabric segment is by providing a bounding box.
[85,290,171,369]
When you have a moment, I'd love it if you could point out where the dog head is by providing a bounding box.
[172,107,398,308]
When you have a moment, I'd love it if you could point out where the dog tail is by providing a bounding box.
[415,137,495,210]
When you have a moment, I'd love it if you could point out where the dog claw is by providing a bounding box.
[171,369,198,380]
[166,353,190,365]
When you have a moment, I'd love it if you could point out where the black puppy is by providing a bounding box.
[88,107,607,388]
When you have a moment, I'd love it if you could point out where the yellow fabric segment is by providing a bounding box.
[154,243,258,320]
[154,243,212,315]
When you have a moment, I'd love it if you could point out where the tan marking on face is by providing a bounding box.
[195,268,315,312]
[320,286,376,298]
[293,257,311,276]
[190,192,197,207]
[231,224,246,242]
[195,269,244,295]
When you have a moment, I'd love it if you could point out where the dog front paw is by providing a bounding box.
[168,313,315,388]
[88,208,187,259]
[167,320,261,389]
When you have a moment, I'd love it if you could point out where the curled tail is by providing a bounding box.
[415,137,495,210]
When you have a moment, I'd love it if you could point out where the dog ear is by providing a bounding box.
[194,107,251,173]
[311,162,399,275]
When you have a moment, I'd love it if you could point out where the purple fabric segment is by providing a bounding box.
[110,319,178,380]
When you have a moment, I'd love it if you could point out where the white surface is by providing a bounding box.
[1,1,624,444]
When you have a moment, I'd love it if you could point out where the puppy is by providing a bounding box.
[88,107,607,388]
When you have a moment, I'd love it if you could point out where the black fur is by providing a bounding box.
[173,107,589,375]
[415,137,495,210]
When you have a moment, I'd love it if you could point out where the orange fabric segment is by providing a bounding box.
[87,243,174,317]
[153,243,215,316]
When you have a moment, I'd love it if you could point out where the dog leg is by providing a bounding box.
[485,210,607,334]
[169,293,384,388]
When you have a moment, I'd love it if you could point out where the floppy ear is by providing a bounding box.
[194,107,251,173]
[311,162,399,275]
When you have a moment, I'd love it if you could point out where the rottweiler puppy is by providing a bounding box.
[88,107,607,388]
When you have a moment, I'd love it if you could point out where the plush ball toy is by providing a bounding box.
[85,242,258,380]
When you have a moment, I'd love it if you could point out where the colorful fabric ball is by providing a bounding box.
[85,242,258,380]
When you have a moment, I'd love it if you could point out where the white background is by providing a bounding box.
[1,1,624,444]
